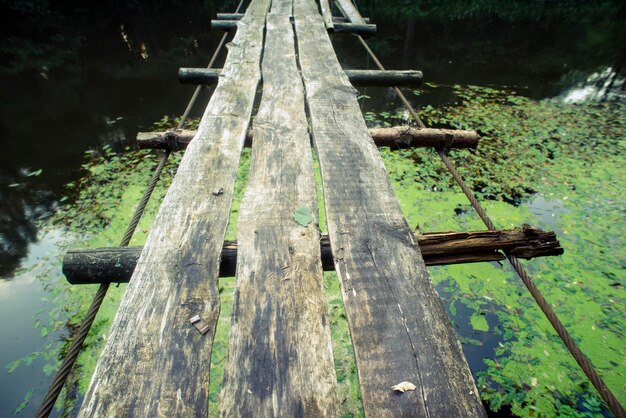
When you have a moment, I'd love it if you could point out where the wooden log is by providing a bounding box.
[335,0,366,24]
[216,12,371,23]
[333,16,371,23]
[211,19,376,35]
[63,227,563,285]
[77,0,271,416]
[218,6,339,415]
[295,1,485,414]
[331,22,377,36]
[368,126,479,148]
[179,67,421,87]
[136,125,479,151]
[216,12,245,20]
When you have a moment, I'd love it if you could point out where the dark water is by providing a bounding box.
[0,0,623,415]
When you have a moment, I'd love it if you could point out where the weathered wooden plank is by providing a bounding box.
[293,0,486,416]
[62,227,564,284]
[335,0,365,24]
[77,1,271,416]
[319,0,334,30]
[218,6,339,417]
[137,126,479,150]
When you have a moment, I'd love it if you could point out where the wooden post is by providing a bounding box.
[63,227,563,284]
[215,12,371,24]
[179,67,422,87]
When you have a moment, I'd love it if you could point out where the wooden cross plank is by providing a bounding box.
[77,0,271,416]
[293,0,487,416]
[334,0,366,25]
[218,3,339,416]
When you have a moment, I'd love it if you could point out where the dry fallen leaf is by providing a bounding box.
[391,381,417,393]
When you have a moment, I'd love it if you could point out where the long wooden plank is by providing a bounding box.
[335,0,365,24]
[218,3,339,415]
[293,0,487,416]
[77,1,270,416]
[319,0,334,30]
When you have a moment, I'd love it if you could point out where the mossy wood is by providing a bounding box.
[218,5,339,415]
[63,227,563,284]
[77,0,271,415]
[136,126,478,151]
[293,0,486,415]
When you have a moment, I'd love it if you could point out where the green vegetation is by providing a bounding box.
[8,86,624,416]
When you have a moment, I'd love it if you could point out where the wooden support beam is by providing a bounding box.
[216,12,245,20]
[216,12,371,23]
[63,226,563,284]
[332,16,370,23]
[211,19,376,35]
[136,126,479,151]
[179,67,422,87]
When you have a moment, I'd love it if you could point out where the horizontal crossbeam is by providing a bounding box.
[63,227,563,284]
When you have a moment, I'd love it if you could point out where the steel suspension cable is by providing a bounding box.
[36,2,244,416]
[353,32,625,418]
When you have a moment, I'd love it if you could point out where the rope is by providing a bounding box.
[36,2,244,415]
[353,32,625,418]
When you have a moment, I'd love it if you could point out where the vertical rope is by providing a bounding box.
[352,31,625,418]
[36,1,245,416]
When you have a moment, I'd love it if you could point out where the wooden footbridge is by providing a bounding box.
[37,0,626,417]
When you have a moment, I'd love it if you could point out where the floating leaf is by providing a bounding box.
[294,207,313,227]
[391,381,417,393]
[14,388,33,414]
[26,169,42,177]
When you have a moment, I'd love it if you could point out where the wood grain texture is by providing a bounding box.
[293,0,486,416]
[77,1,270,416]
[335,0,366,24]
[218,6,339,416]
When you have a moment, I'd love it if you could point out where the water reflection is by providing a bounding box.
[0,167,55,278]
[556,66,625,103]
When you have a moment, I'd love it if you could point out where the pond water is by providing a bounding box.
[0,1,624,416]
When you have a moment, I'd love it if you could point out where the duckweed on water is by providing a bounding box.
[11,86,624,416]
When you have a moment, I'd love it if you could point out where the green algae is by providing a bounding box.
[14,86,625,416]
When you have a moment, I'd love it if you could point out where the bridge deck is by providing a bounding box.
[78,0,486,416]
